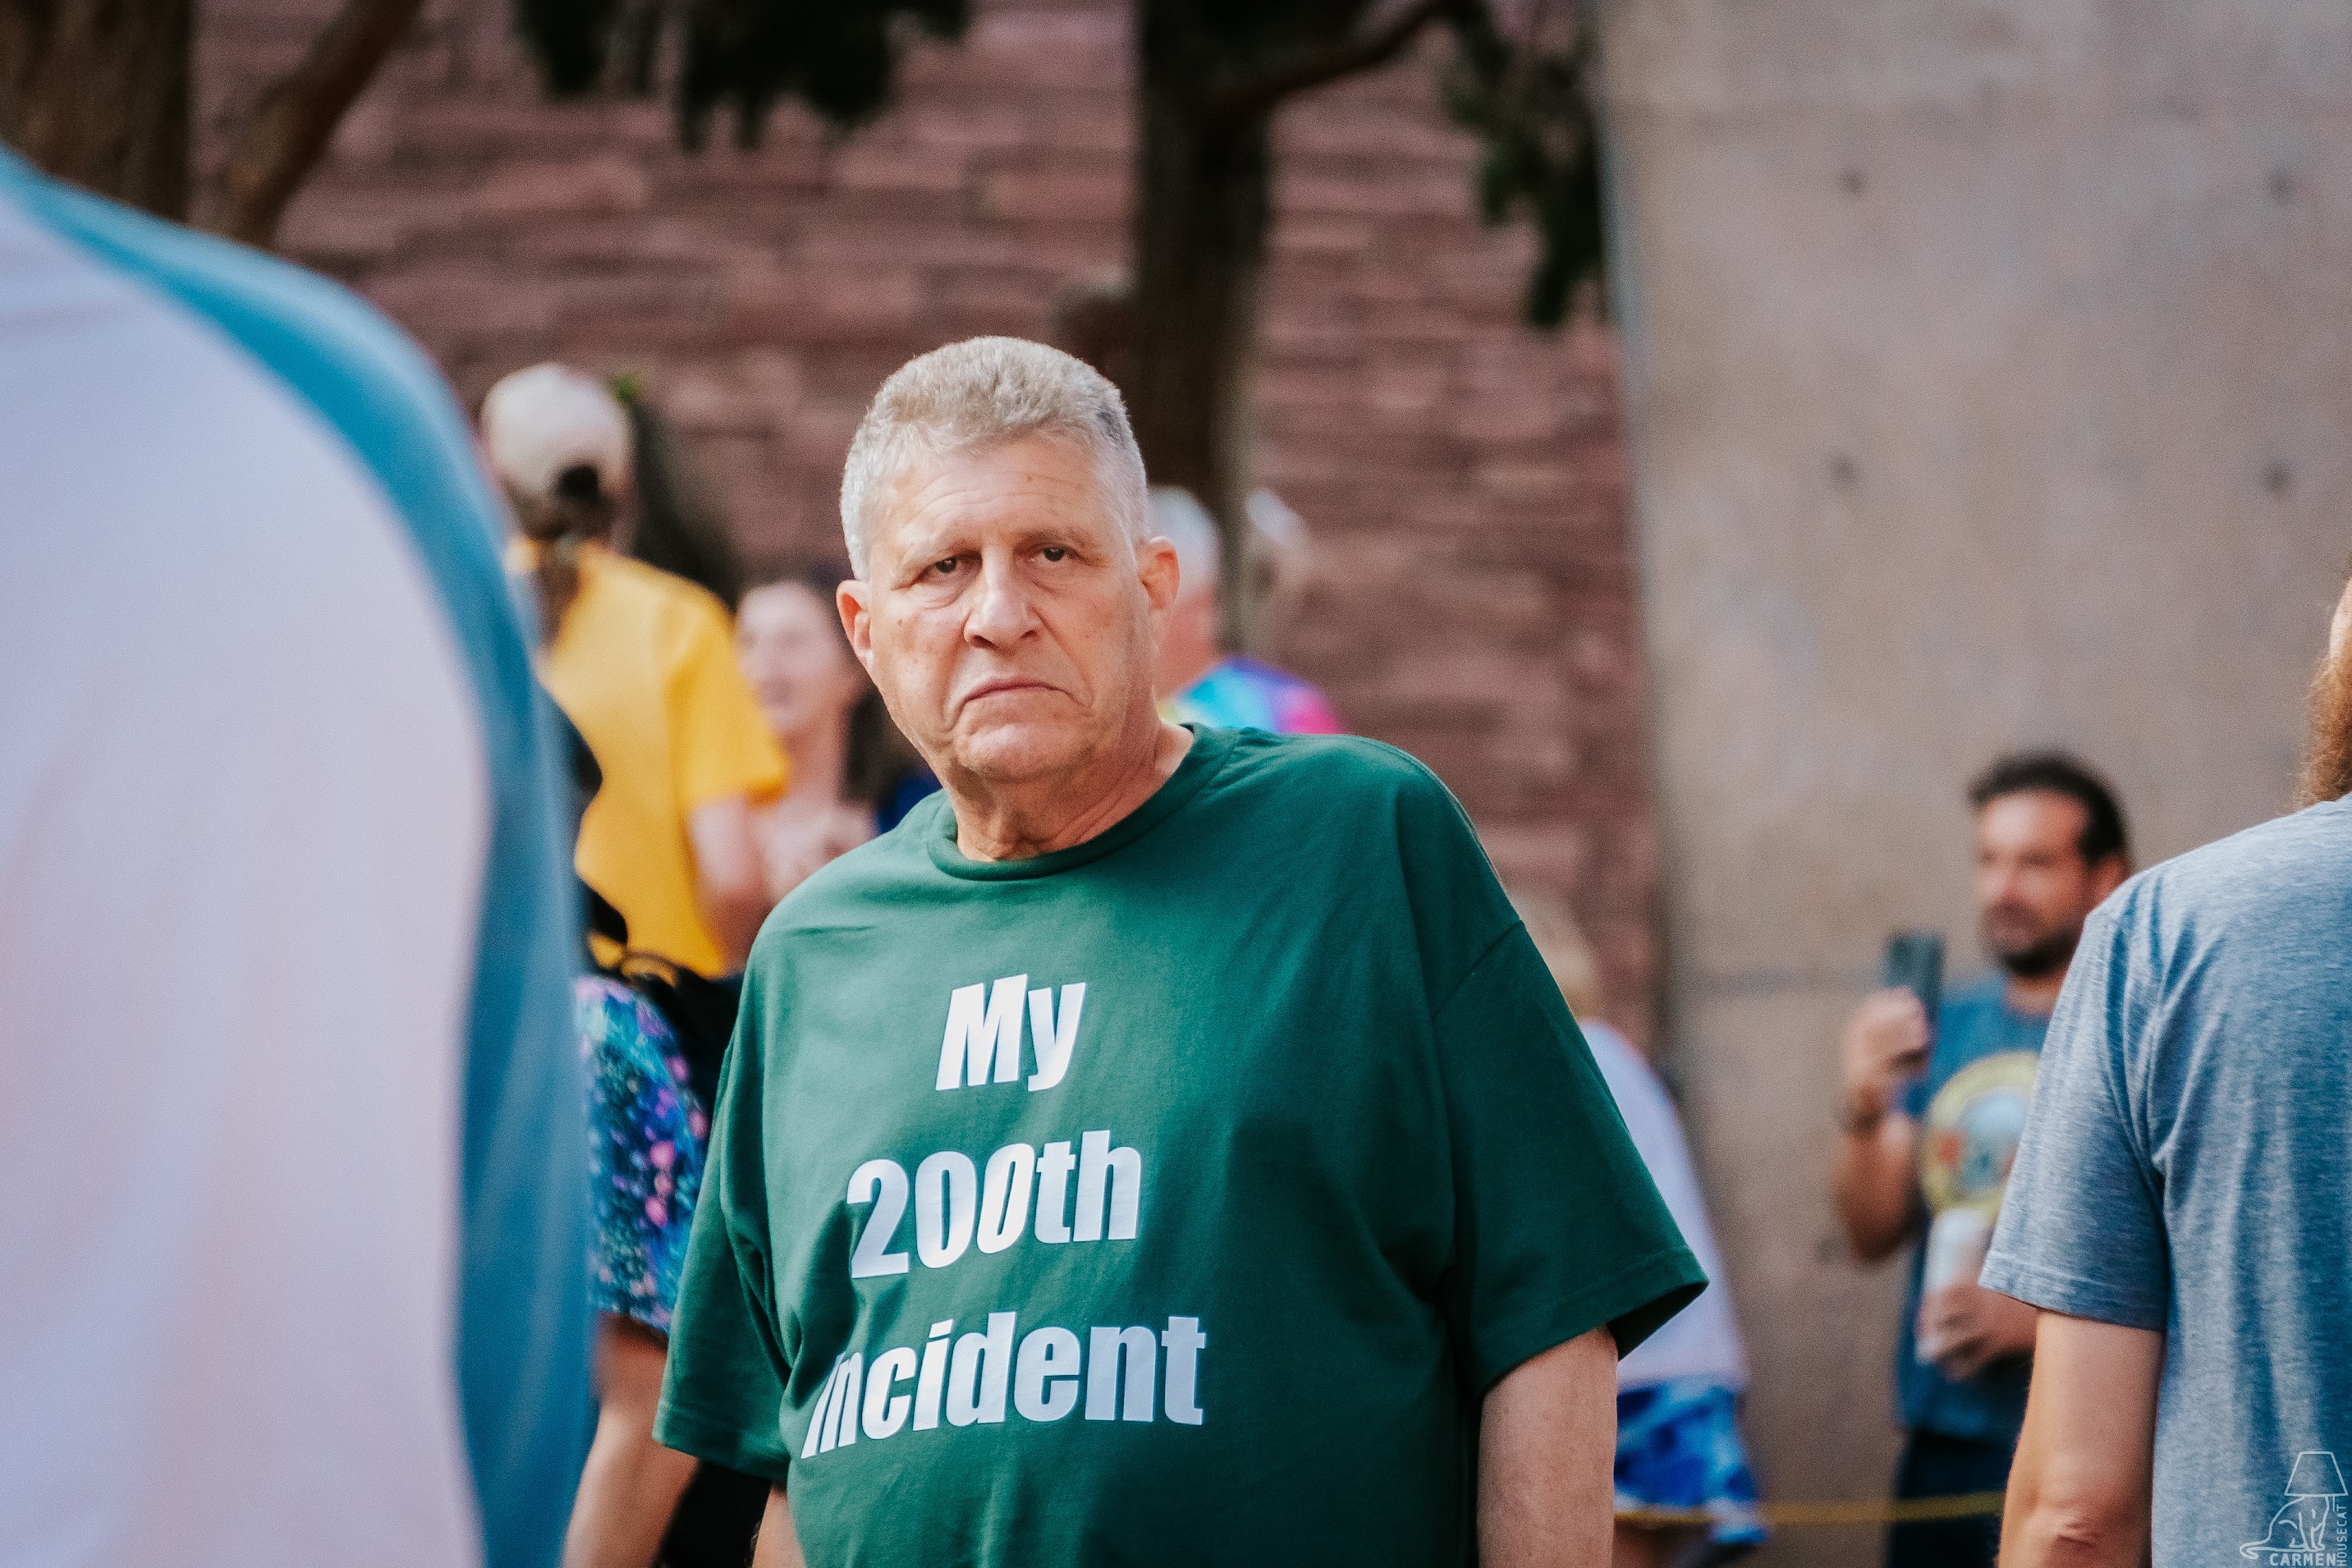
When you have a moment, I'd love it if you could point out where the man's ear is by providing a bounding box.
[2090,852,2131,903]
[1138,534,1181,619]
[838,578,877,674]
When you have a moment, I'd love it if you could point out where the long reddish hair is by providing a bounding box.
[2299,640,2352,807]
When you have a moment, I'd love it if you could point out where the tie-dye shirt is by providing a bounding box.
[1168,655,1342,735]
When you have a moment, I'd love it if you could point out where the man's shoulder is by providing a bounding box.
[2130,798,2352,902]
[1207,727,1451,809]
[1199,730,1506,960]
[2102,798,2352,954]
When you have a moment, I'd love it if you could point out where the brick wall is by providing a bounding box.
[197,0,1661,1043]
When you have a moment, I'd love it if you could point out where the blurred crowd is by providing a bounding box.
[6,135,2349,1568]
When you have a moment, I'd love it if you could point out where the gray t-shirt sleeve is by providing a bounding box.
[1981,900,2170,1332]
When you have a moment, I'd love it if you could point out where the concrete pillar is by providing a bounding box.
[1600,2,2352,1558]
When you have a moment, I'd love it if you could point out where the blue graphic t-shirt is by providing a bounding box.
[1896,975,2047,1442]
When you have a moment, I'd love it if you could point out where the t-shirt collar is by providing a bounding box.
[924,725,1233,880]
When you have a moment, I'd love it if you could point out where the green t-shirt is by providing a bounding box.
[655,727,1703,1566]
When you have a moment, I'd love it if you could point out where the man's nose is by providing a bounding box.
[964,555,1040,646]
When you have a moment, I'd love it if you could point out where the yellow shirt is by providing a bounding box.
[524,542,786,976]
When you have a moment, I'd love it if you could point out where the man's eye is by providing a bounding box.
[1041,546,1067,562]
[930,557,960,575]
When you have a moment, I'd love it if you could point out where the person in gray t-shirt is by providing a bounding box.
[1986,575,2352,1567]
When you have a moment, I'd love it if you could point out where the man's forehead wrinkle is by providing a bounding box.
[871,467,997,569]
[893,490,1064,551]
[879,446,1122,562]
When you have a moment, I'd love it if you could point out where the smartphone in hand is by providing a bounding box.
[1881,929,1943,1075]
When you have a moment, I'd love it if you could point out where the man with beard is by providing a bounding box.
[1832,754,2131,1568]
[1984,582,2352,1568]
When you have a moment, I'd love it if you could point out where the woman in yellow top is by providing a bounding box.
[482,363,785,977]
[481,364,786,1568]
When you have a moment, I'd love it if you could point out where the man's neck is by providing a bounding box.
[948,718,1192,862]
[2004,969,2066,1017]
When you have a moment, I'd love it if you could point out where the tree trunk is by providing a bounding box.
[1130,4,1272,649]
[0,0,195,219]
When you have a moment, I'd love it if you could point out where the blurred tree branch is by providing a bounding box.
[0,0,424,245]
[213,0,424,246]
[1204,0,1450,129]
[1130,0,1606,644]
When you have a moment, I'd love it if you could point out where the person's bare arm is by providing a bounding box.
[1479,1327,1618,1568]
[562,1319,699,1568]
[1999,1313,2162,1568]
[750,1485,806,1568]
[1832,988,1930,1262]
[687,795,773,970]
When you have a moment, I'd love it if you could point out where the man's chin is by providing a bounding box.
[1989,932,2078,981]
[945,719,1095,787]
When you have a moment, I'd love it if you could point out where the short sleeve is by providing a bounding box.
[655,1007,793,1481]
[665,595,788,813]
[1433,924,1707,1391]
[1981,901,2169,1331]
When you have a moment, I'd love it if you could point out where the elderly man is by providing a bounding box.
[653,337,1703,1566]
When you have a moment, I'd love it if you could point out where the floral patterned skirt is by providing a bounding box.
[578,976,708,1332]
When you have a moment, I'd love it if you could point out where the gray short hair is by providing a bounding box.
[839,337,1148,575]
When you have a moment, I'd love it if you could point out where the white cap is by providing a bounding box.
[479,363,632,503]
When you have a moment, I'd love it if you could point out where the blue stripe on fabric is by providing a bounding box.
[0,155,591,1568]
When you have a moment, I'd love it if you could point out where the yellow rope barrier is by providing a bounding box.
[1619,1490,2006,1530]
